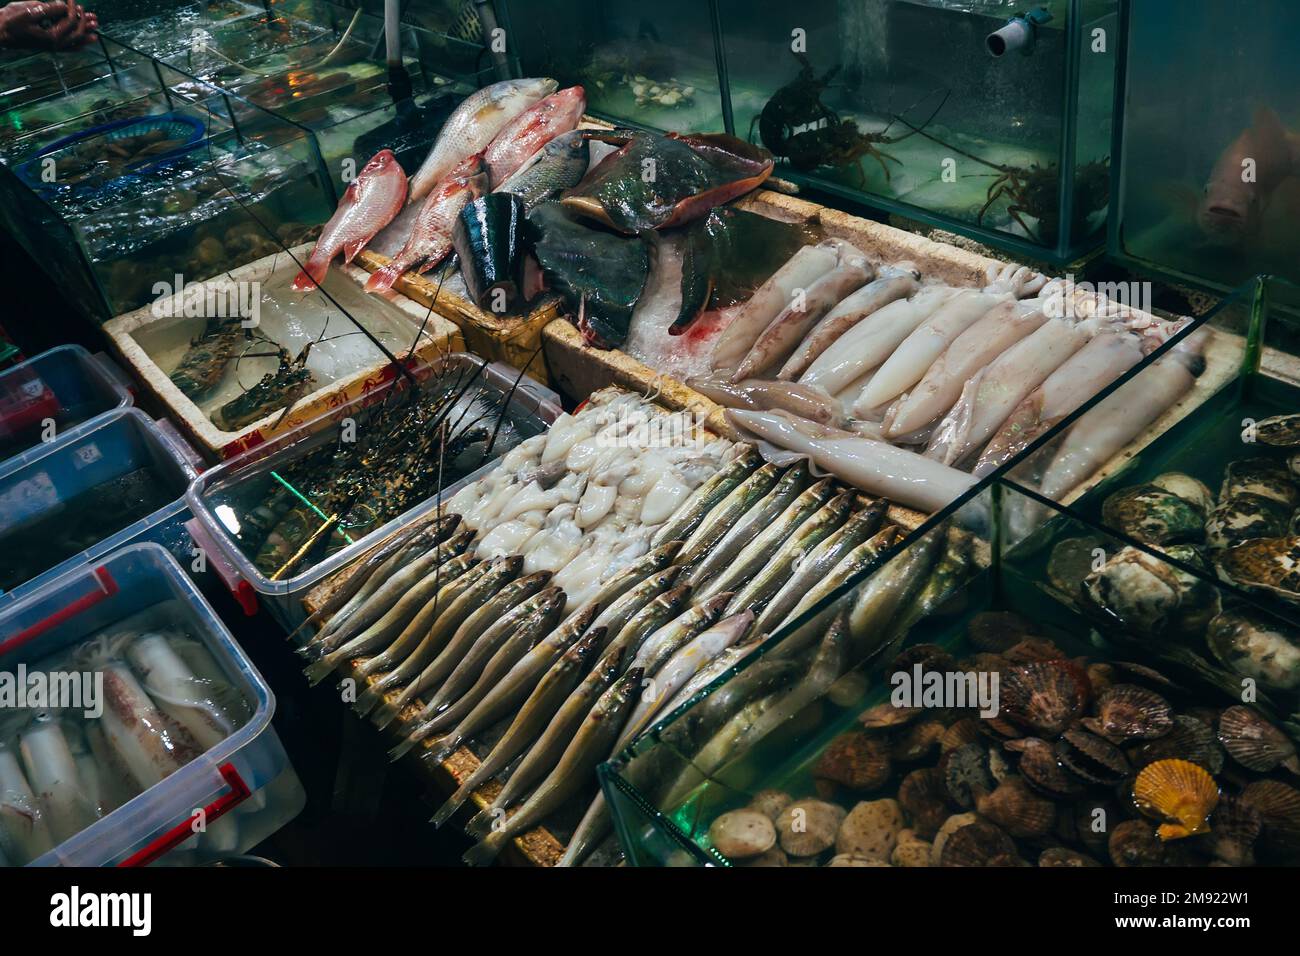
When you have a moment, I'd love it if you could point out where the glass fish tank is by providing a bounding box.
[605,478,1300,867]
[0,93,333,322]
[500,0,728,134]
[1109,0,1300,292]
[717,0,1117,263]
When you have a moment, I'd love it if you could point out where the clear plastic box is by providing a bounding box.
[0,345,133,473]
[0,407,198,607]
[0,542,305,866]
[187,353,563,629]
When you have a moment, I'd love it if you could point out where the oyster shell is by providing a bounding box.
[1219,457,1299,508]
[1205,493,1292,549]
[1083,544,1221,636]
[1103,484,1206,547]
[1205,607,1300,692]
[1254,413,1300,447]
[1215,534,1300,604]
[1151,472,1215,515]
[1217,705,1300,773]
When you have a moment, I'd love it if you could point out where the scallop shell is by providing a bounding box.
[1255,413,1300,447]
[1220,457,1300,506]
[1038,847,1102,867]
[858,702,920,730]
[1001,660,1088,738]
[1205,608,1300,692]
[975,778,1056,838]
[890,643,957,676]
[1151,472,1215,515]
[889,719,944,763]
[967,611,1034,652]
[939,743,994,809]
[897,767,949,840]
[1081,684,1174,742]
[1005,736,1084,799]
[708,810,776,860]
[1083,544,1222,635]
[1131,714,1225,775]
[1058,727,1131,785]
[1217,705,1300,773]
[939,717,982,753]
[1205,493,1292,549]
[1112,660,1185,694]
[1003,637,1068,664]
[1205,795,1262,867]
[1103,484,1206,546]
[1133,758,1219,840]
[776,799,846,858]
[938,819,1017,867]
[813,731,891,791]
[1109,819,1167,866]
[1240,780,1300,854]
[1215,534,1300,604]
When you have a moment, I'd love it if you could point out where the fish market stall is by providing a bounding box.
[1109,0,1300,293]
[604,478,1300,867]
[104,241,464,460]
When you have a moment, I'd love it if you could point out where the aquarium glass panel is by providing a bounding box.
[502,0,725,133]
[719,0,1114,261]
[1110,0,1300,291]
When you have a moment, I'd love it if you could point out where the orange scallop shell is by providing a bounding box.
[1133,758,1219,841]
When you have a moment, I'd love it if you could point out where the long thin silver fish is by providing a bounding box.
[589,567,684,651]
[630,593,733,678]
[675,463,780,569]
[462,667,643,865]
[429,624,603,827]
[685,465,810,589]
[650,448,761,548]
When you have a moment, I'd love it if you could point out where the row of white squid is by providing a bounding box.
[692,239,1205,512]
[0,607,249,866]
[447,388,742,609]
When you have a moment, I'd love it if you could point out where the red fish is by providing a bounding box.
[293,150,408,292]
[483,86,586,189]
[1198,106,1300,245]
[365,154,488,294]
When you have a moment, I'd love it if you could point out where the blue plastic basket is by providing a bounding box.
[14,113,207,196]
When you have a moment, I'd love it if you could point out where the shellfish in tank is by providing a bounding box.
[1205,607,1300,692]
[1151,472,1215,516]
[1102,484,1207,548]
[1082,544,1222,637]
[1204,493,1292,550]
[1218,458,1299,508]
[1215,534,1300,605]
[1254,412,1300,447]
[1132,759,1219,841]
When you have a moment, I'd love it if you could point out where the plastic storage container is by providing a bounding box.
[604,477,1300,866]
[1108,0,1300,292]
[187,353,562,628]
[0,345,133,471]
[0,542,305,866]
[0,407,199,607]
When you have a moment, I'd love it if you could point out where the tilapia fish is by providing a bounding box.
[482,85,586,189]
[494,129,589,210]
[364,154,487,294]
[293,149,407,292]
[409,78,557,203]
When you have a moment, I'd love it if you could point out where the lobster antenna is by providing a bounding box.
[893,110,1004,171]
[882,86,951,142]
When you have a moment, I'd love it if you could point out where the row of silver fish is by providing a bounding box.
[299,437,919,866]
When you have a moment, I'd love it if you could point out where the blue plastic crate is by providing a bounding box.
[0,408,197,606]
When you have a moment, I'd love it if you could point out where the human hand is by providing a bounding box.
[0,2,99,52]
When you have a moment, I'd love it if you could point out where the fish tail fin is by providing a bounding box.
[302,655,337,686]
[422,734,459,765]
[431,786,471,827]
[462,831,505,866]
[363,263,402,294]
[387,733,420,762]
[352,685,382,717]
[465,807,496,839]
[342,235,370,264]
[291,249,330,292]
[371,693,406,730]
